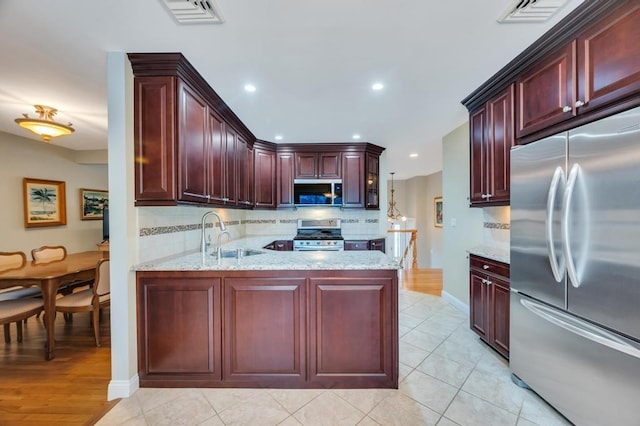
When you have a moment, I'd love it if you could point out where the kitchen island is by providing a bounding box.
[135,248,400,389]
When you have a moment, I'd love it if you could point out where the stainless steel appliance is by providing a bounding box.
[510,106,640,426]
[293,179,342,206]
[293,218,344,251]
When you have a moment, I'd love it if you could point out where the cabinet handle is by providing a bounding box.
[483,265,490,270]
[562,105,572,113]
[481,194,488,199]
[575,100,585,108]
[482,279,492,285]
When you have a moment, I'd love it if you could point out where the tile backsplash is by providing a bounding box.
[136,206,383,263]
[482,206,510,249]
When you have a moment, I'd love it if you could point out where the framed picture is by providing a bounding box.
[23,178,67,228]
[434,196,443,228]
[80,188,109,220]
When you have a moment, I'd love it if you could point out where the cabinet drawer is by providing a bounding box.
[344,240,369,251]
[469,255,510,279]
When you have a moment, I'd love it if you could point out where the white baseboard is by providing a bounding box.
[442,290,469,316]
[107,374,140,401]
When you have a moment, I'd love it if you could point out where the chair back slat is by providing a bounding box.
[0,252,27,272]
[31,246,67,263]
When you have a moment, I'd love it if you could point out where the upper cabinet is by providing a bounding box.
[470,85,514,206]
[294,152,341,179]
[130,54,386,211]
[464,0,640,203]
[517,2,640,138]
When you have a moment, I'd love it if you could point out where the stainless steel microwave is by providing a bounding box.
[293,179,342,206]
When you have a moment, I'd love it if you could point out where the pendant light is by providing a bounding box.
[387,172,403,220]
[15,105,75,142]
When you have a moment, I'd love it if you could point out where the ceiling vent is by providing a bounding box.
[161,0,225,24]
[498,0,570,23]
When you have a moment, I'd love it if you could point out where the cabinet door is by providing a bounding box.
[236,135,252,207]
[365,153,379,209]
[208,110,226,203]
[295,152,317,178]
[274,240,293,251]
[344,240,369,251]
[224,127,237,204]
[277,153,295,207]
[254,148,276,209]
[491,280,510,358]
[223,277,306,385]
[577,2,640,113]
[486,85,514,203]
[516,42,576,138]
[469,106,487,205]
[469,271,489,341]
[137,276,222,382]
[318,152,342,178]
[309,277,396,387]
[341,152,365,208]
[177,82,209,203]
[133,76,177,204]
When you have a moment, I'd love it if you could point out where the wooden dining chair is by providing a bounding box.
[31,245,67,263]
[0,252,43,343]
[55,258,110,346]
[1,298,44,343]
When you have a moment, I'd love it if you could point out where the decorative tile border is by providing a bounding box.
[242,219,277,225]
[139,221,240,237]
[484,222,510,230]
[365,219,379,224]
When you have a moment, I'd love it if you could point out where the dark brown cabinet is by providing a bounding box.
[137,275,222,384]
[223,277,306,385]
[253,144,277,209]
[469,255,510,359]
[137,269,398,388]
[294,152,341,179]
[263,240,293,251]
[369,238,386,253]
[365,153,380,209]
[277,152,295,208]
[342,152,365,208]
[469,85,514,206]
[344,240,368,251]
[517,2,640,138]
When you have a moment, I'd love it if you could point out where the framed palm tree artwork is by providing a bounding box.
[23,177,67,228]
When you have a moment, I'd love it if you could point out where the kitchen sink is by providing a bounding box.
[214,248,265,259]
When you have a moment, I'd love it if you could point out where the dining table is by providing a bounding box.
[0,250,108,360]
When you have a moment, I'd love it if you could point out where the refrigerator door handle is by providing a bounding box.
[562,163,583,288]
[520,298,640,360]
[546,166,565,283]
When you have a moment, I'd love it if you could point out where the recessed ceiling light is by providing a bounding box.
[244,84,256,93]
[274,135,283,140]
[352,134,361,140]
[372,83,384,91]
[410,153,419,158]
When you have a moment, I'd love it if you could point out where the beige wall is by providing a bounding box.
[442,122,483,310]
[389,172,443,268]
[0,131,108,256]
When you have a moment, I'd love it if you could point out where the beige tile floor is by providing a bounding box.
[97,289,571,426]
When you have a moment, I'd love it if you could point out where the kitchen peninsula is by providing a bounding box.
[135,246,399,389]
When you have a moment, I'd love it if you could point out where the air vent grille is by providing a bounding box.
[498,0,570,23]
[162,0,225,24]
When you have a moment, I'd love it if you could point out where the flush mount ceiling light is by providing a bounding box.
[15,105,75,142]
[274,135,283,140]
[410,153,419,158]
[352,134,361,140]
[244,84,256,93]
[372,83,384,91]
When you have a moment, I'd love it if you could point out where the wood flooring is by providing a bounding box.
[0,309,115,426]
[0,269,442,425]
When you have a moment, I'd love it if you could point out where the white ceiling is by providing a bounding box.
[0,0,583,180]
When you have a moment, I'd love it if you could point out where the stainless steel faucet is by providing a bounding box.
[201,211,229,262]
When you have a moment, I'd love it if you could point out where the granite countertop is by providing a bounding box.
[134,235,400,271]
[468,245,510,264]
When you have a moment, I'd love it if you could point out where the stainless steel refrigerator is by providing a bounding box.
[510,106,640,426]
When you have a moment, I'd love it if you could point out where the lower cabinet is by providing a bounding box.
[136,269,398,388]
[469,255,510,359]
[263,240,293,251]
[345,238,386,253]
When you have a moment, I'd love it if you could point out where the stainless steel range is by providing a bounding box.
[293,218,344,251]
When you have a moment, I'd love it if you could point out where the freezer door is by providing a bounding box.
[510,134,567,309]
[566,107,640,341]
[510,292,640,426]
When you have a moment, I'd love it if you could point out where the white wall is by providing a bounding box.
[0,131,108,255]
[442,122,483,308]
